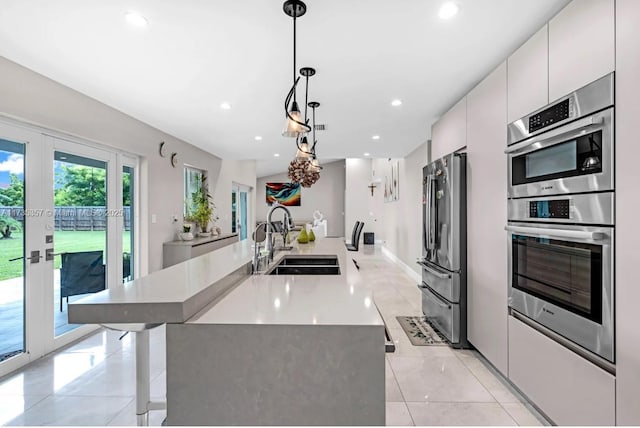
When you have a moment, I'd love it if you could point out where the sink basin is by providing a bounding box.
[279,255,339,266]
[267,255,340,275]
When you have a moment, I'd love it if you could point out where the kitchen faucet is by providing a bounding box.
[266,202,294,262]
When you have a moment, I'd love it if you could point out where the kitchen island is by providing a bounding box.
[69,238,385,426]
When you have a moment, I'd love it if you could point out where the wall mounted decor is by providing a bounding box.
[384,159,400,202]
[266,182,301,206]
[159,141,167,157]
[170,153,178,168]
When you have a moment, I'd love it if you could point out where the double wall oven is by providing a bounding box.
[505,73,615,365]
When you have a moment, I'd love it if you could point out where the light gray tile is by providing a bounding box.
[0,395,49,426]
[386,359,404,402]
[54,351,136,397]
[501,402,547,426]
[390,356,494,402]
[407,402,517,426]
[107,399,166,426]
[63,329,131,356]
[386,402,414,426]
[457,353,521,403]
[4,395,132,426]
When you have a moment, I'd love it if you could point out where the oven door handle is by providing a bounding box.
[504,225,605,241]
[504,116,604,155]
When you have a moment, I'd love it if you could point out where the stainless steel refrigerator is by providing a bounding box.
[418,151,468,348]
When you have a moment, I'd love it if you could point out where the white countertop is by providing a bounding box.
[190,238,384,326]
[68,237,382,327]
[68,238,254,324]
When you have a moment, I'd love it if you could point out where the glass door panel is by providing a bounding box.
[53,151,107,337]
[240,191,248,241]
[0,139,25,363]
[123,165,134,281]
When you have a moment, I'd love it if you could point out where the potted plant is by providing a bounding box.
[180,223,194,241]
[185,175,216,237]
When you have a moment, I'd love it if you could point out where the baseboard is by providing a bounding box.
[380,246,421,283]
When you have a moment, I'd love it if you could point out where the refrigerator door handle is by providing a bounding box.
[417,260,451,279]
[426,174,436,250]
[418,283,452,309]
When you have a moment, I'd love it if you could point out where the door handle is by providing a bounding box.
[505,225,605,241]
[10,250,43,263]
[417,260,451,279]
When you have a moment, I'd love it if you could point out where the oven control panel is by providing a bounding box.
[529,199,570,219]
[529,99,571,133]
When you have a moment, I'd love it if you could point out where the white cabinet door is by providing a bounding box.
[508,316,615,425]
[548,0,614,101]
[466,62,508,375]
[507,25,549,123]
[615,0,640,424]
[431,97,466,161]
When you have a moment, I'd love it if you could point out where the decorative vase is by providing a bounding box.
[179,232,194,241]
[215,226,222,235]
[297,228,309,244]
[308,229,316,242]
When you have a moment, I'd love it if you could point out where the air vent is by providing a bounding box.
[314,124,327,131]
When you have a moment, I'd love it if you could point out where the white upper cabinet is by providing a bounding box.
[548,0,615,101]
[507,25,549,123]
[431,97,466,161]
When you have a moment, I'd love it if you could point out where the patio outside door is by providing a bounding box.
[0,120,135,378]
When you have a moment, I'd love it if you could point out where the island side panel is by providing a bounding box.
[166,323,385,426]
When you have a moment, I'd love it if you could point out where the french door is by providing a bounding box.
[232,183,251,241]
[0,119,137,377]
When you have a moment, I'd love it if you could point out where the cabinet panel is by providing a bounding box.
[548,0,614,101]
[507,25,549,123]
[466,62,508,375]
[508,316,615,425]
[431,97,466,161]
[615,0,640,424]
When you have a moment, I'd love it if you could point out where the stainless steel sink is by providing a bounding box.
[266,255,340,275]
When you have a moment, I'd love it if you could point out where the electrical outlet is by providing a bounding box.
[151,214,157,224]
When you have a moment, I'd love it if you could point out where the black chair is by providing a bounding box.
[347,221,360,245]
[346,221,365,252]
[60,250,106,311]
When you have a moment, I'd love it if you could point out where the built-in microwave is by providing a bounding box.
[506,73,614,198]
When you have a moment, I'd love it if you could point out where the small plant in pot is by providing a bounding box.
[185,175,216,237]
[179,223,194,241]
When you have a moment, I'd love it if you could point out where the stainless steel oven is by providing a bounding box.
[506,193,614,363]
[506,73,614,198]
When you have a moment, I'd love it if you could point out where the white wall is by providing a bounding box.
[0,56,254,273]
[345,159,383,243]
[615,0,640,423]
[374,145,427,277]
[256,160,345,237]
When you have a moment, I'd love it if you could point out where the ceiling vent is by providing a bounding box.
[314,124,327,131]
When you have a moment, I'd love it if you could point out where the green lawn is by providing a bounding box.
[0,231,131,281]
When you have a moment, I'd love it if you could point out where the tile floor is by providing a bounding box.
[0,246,547,426]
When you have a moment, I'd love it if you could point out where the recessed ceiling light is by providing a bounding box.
[364,152,371,157]
[438,2,460,20]
[274,153,280,157]
[124,11,148,27]
[372,135,380,140]
[220,102,232,110]
[391,99,402,107]
[254,136,262,141]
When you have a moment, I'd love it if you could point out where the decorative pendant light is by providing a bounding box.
[307,101,322,172]
[282,0,311,138]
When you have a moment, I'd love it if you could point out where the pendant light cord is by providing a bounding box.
[293,10,297,104]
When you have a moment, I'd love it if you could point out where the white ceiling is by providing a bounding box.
[0,0,569,175]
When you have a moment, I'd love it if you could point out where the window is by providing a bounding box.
[184,166,204,217]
